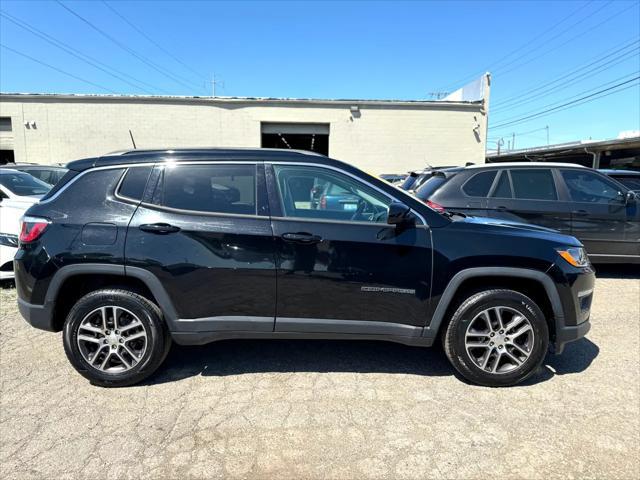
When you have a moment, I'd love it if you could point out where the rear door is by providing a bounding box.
[486,168,572,234]
[558,168,638,257]
[125,161,277,331]
[266,163,432,334]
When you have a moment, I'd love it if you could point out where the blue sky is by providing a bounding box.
[1,0,638,149]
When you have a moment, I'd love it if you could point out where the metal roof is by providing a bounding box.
[487,136,640,159]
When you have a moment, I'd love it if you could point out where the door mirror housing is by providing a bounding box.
[626,191,638,204]
[387,202,414,226]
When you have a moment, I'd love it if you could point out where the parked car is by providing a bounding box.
[16,148,594,388]
[399,166,460,191]
[413,168,462,209]
[600,169,640,193]
[2,163,68,186]
[0,203,23,280]
[0,168,52,205]
[379,173,407,184]
[421,162,639,263]
[0,169,49,279]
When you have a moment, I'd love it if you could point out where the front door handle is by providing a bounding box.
[281,232,322,244]
[496,206,508,212]
[139,223,181,234]
[572,210,589,217]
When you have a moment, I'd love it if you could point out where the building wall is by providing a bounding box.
[0,94,488,173]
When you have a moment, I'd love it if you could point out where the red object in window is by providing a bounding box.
[425,200,446,213]
[19,217,50,243]
[319,195,327,210]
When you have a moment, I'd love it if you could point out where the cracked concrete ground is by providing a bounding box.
[1,271,638,479]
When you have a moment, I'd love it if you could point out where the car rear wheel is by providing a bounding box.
[443,289,549,387]
[63,289,171,387]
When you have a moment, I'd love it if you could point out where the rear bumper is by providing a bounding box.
[17,297,56,331]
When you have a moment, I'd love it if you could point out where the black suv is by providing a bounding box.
[423,163,640,263]
[16,149,595,387]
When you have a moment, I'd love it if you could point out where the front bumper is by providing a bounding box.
[547,261,596,354]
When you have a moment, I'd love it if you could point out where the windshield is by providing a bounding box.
[414,176,450,200]
[613,176,640,192]
[0,171,52,196]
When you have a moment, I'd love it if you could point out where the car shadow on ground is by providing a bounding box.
[143,336,600,388]
[594,264,640,279]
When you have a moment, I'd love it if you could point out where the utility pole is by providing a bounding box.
[512,132,516,151]
[545,125,549,146]
[496,138,504,155]
[210,73,224,97]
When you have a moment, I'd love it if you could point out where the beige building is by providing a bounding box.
[0,75,490,174]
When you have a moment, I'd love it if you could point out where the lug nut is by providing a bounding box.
[490,333,495,337]
[499,330,504,334]
[498,345,503,349]
[115,330,120,335]
[105,330,110,335]
[111,345,117,349]
[505,337,509,342]
[490,342,494,346]
[119,338,124,343]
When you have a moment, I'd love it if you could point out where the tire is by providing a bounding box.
[63,289,171,387]
[443,289,549,387]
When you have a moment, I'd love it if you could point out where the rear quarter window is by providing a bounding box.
[117,166,152,201]
[462,171,497,197]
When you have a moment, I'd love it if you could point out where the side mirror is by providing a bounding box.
[626,191,637,204]
[387,201,414,226]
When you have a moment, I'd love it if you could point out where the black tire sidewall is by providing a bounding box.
[447,290,549,387]
[63,290,168,387]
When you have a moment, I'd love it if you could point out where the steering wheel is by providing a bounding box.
[351,199,367,221]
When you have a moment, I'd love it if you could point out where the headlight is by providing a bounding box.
[557,247,590,267]
[0,233,19,248]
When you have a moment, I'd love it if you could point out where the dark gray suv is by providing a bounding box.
[421,162,639,263]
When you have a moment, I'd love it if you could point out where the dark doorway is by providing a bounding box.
[0,150,15,165]
[261,123,329,156]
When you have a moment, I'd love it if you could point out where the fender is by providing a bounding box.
[42,263,179,328]
[422,267,564,339]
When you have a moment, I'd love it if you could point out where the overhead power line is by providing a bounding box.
[0,43,116,93]
[0,10,168,94]
[55,0,205,93]
[492,71,640,122]
[489,76,640,130]
[492,44,640,114]
[101,1,206,82]
[491,37,640,109]
[438,0,594,91]
[493,1,639,79]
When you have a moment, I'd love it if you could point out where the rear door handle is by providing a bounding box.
[139,223,181,234]
[496,206,508,212]
[572,210,589,217]
[281,232,322,244]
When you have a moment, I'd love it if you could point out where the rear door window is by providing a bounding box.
[462,171,497,197]
[153,164,257,215]
[491,171,512,198]
[510,169,557,201]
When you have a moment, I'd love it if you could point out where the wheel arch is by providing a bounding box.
[46,264,178,332]
[423,267,564,341]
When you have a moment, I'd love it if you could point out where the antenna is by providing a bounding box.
[129,130,137,149]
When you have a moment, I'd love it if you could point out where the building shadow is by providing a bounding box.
[594,264,640,279]
[142,336,599,388]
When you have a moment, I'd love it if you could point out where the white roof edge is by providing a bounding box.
[471,161,588,169]
[0,92,483,108]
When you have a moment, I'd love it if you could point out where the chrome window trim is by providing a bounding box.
[267,161,428,226]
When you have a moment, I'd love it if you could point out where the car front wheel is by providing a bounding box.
[443,289,549,387]
[63,289,171,387]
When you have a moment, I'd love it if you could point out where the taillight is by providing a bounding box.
[426,200,446,213]
[19,216,50,243]
[319,195,327,209]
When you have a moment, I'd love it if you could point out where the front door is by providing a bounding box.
[266,163,432,334]
[125,162,277,331]
[559,168,639,258]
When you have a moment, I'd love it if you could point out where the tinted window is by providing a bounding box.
[0,171,51,196]
[399,174,419,190]
[492,171,512,198]
[273,165,391,223]
[511,169,557,200]
[463,171,497,197]
[155,164,256,215]
[414,176,449,200]
[561,170,622,203]
[118,166,152,201]
[610,175,640,192]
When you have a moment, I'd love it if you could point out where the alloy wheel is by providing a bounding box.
[76,306,148,373]
[465,306,535,374]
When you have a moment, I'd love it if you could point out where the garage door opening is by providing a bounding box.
[261,123,329,156]
[0,150,15,165]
